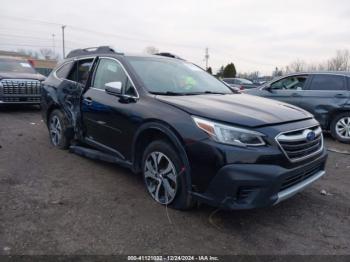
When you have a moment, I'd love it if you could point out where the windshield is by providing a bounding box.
[0,59,36,74]
[237,78,253,84]
[128,57,233,95]
[222,78,236,84]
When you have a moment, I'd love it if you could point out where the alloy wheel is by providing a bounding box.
[144,151,178,205]
[335,117,350,139]
[49,115,62,146]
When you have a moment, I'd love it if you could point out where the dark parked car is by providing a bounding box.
[41,46,327,210]
[245,72,350,143]
[0,56,45,104]
[222,77,258,90]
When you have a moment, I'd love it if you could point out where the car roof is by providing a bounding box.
[287,71,350,77]
[64,46,185,62]
[63,53,185,64]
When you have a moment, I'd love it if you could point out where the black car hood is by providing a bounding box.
[0,72,45,81]
[156,93,312,127]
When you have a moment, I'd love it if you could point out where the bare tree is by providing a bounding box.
[327,50,349,71]
[317,63,327,71]
[281,49,350,75]
[272,67,283,77]
[17,49,40,59]
[39,48,59,60]
[288,59,306,73]
[306,63,318,71]
[238,71,260,80]
[144,46,159,55]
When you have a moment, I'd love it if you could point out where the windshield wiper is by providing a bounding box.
[202,91,227,95]
[149,91,187,96]
[183,91,227,95]
[149,91,228,96]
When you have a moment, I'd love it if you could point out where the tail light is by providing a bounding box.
[239,85,244,90]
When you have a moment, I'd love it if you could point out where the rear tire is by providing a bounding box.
[142,140,195,210]
[48,109,71,149]
[330,112,350,143]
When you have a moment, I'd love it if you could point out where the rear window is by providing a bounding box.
[56,62,73,79]
[309,75,346,91]
[0,58,36,74]
[57,59,93,85]
[74,59,93,85]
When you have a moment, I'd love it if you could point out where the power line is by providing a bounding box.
[2,15,201,50]
[1,15,61,26]
[0,33,54,42]
[0,43,74,49]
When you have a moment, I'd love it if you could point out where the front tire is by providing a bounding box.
[330,112,350,143]
[48,109,71,149]
[142,140,194,210]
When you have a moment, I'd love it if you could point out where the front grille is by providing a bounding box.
[280,162,323,192]
[1,97,40,103]
[1,79,41,95]
[276,125,323,162]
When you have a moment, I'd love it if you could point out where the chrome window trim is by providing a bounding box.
[260,73,349,91]
[92,56,140,100]
[275,124,324,163]
[53,61,74,82]
[53,56,95,83]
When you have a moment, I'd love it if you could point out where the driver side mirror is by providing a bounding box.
[264,85,273,92]
[105,81,122,96]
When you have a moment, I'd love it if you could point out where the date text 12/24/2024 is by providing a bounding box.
[127,255,219,261]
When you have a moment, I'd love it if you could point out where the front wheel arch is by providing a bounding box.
[132,122,191,187]
[330,111,350,143]
[327,109,350,129]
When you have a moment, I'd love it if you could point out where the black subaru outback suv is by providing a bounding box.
[41,46,327,210]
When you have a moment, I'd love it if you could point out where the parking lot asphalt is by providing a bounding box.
[0,106,349,255]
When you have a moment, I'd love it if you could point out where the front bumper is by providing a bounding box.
[0,96,41,104]
[191,149,327,210]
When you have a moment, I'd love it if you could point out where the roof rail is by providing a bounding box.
[66,46,123,58]
[154,52,184,60]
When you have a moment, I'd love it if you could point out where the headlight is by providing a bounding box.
[192,116,266,147]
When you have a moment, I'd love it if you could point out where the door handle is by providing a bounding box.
[335,94,346,98]
[84,97,93,106]
[291,93,302,97]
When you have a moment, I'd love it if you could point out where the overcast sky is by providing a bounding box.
[1,0,350,75]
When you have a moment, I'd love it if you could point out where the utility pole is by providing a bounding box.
[61,25,66,58]
[204,47,209,70]
[52,33,56,54]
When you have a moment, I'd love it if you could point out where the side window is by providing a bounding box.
[270,76,308,90]
[124,78,137,97]
[93,59,127,89]
[77,59,93,85]
[56,62,73,79]
[66,59,94,85]
[309,75,346,91]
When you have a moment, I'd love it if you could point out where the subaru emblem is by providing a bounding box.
[306,131,316,141]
